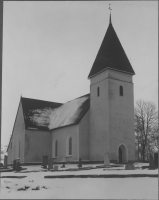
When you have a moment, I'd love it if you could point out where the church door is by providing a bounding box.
[118,144,128,164]
[119,147,122,163]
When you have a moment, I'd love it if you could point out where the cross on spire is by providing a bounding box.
[108,3,112,24]
[108,3,112,12]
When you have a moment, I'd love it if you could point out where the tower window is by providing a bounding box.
[97,87,100,97]
[120,86,123,96]
[55,140,58,157]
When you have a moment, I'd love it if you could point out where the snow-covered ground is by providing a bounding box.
[1,163,158,199]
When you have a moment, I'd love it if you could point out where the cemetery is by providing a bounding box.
[0,154,158,199]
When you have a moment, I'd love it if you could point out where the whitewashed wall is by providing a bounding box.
[51,125,79,162]
[89,69,135,162]
[7,101,25,164]
[108,70,135,163]
[24,129,51,163]
[79,111,90,160]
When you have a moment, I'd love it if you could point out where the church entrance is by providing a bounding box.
[119,147,122,163]
[118,144,128,164]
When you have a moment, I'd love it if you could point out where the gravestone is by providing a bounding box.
[16,161,21,171]
[54,165,58,171]
[4,155,8,169]
[42,155,48,169]
[48,158,53,170]
[78,158,82,168]
[61,158,66,168]
[61,162,65,168]
[125,164,135,170]
[16,158,21,171]
[13,159,16,170]
[104,152,111,168]
[154,153,158,166]
[149,154,154,167]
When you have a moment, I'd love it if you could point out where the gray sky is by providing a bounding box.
[2,1,158,147]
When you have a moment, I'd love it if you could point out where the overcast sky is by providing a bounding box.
[2,1,158,148]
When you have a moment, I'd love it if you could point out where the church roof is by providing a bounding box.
[49,94,90,130]
[21,97,62,130]
[88,15,135,78]
[21,94,90,131]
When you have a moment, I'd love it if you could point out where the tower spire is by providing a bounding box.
[88,5,135,79]
[108,3,112,24]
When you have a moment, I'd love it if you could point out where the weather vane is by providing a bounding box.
[108,3,112,24]
[109,3,112,12]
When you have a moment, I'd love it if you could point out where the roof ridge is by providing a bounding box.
[64,93,90,104]
[21,96,63,104]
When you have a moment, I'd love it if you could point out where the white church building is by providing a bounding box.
[7,14,135,164]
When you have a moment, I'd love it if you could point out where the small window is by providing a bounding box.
[55,140,58,157]
[97,87,100,97]
[69,137,72,155]
[52,140,58,158]
[11,142,12,149]
[120,86,123,96]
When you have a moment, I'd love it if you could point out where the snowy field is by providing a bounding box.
[1,163,158,199]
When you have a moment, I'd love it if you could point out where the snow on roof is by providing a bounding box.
[22,94,90,131]
[21,97,62,130]
[49,94,90,130]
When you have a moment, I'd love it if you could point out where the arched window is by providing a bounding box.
[69,137,72,155]
[55,140,58,157]
[119,86,123,96]
[52,140,58,158]
[97,87,100,97]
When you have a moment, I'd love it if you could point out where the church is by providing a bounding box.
[7,14,136,165]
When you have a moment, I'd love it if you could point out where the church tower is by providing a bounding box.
[88,14,135,163]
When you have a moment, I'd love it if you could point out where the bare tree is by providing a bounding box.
[151,126,158,149]
[134,99,158,162]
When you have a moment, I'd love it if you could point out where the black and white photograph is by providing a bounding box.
[1,1,158,199]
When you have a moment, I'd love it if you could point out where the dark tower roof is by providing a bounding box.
[88,14,135,78]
